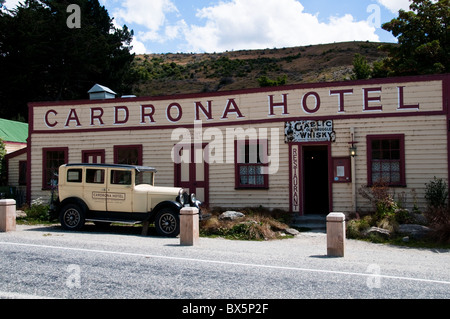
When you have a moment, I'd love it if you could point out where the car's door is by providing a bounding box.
[84,167,107,212]
[106,168,134,213]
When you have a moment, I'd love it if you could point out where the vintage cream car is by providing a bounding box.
[52,163,203,237]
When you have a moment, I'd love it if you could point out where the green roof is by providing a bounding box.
[0,119,28,143]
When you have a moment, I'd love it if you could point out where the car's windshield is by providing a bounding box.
[135,171,154,186]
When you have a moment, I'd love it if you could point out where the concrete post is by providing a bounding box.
[0,199,17,232]
[180,207,199,246]
[327,212,346,257]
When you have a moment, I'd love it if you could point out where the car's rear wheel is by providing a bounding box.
[60,203,86,231]
[155,208,180,237]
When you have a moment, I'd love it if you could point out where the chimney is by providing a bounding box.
[88,84,117,100]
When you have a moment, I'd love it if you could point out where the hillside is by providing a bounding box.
[130,41,391,97]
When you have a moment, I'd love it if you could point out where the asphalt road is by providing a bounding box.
[0,224,449,303]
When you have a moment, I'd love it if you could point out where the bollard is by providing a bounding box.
[0,199,17,232]
[327,212,346,257]
[180,207,199,246]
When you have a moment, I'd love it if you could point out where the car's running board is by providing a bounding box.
[87,219,142,225]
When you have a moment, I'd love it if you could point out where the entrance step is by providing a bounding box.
[290,214,327,232]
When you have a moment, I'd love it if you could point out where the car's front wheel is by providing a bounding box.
[155,208,180,237]
[59,203,86,231]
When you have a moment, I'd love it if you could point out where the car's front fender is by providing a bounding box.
[149,200,182,221]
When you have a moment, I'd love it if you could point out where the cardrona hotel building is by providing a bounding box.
[9,74,449,215]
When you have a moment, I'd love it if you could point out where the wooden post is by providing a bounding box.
[180,207,199,246]
[327,212,345,257]
[0,199,16,232]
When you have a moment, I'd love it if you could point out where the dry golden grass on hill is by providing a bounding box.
[130,41,391,97]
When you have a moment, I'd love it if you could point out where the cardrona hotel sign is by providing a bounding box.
[34,80,440,132]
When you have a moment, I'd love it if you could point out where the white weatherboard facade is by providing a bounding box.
[26,74,450,215]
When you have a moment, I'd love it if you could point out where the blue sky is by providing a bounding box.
[3,0,413,54]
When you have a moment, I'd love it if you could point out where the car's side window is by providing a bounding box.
[111,170,132,185]
[86,169,105,184]
[67,169,82,183]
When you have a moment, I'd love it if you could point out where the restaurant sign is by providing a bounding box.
[285,120,335,143]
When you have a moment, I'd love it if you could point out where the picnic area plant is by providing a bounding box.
[424,177,450,243]
[200,206,291,241]
[22,197,50,222]
[349,182,413,240]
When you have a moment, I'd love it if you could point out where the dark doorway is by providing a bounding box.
[303,146,329,214]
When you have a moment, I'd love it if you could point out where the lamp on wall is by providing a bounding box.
[348,133,358,157]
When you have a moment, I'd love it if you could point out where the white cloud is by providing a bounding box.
[130,38,148,55]
[183,0,379,53]
[377,0,412,13]
[113,0,178,33]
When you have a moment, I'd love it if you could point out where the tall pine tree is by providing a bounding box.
[381,0,449,76]
[0,0,135,120]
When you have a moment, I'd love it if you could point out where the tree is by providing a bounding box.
[380,0,449,76]
[0,138,6,186]
[257,75,287,87]
[0,0,135,120]
[351,54,372,80]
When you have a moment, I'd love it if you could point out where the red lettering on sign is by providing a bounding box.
[222,99,244,119]
[398,86,419,109]
[65,108,81,127]
[45,109,58,128]
[141,104,156,124]
[167,102,183,122]
[90,107,104,125]
[268,94,289,116]
[363,87,382,111]
[114,106,129,125]
[330,89,354,113]
[302,91,321,114]
[195,101,213,120]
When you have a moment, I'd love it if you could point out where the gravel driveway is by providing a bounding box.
[0,224,449,300]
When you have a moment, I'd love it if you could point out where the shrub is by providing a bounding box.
[425,177,448,210]
[355,183,413,237]
[347,216,372,239]
[423,177,450,243]
[200,207,290,240]
[428,219,450,244]
[358,182,404,220]
[24,198,50,221]
[257,75,287,87]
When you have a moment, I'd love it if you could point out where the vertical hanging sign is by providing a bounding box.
[290,144,301,214]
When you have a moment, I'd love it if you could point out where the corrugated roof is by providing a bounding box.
[0,119,28,143]
[88,84,117,95]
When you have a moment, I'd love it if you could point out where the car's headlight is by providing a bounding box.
[178,189,185,205]
[190,193,196,205]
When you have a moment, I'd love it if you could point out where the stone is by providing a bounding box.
[363,226,391,239]
[411,213,428,225]
[398,224,430,239]
[219,211,245,221]
[284,228,300,236]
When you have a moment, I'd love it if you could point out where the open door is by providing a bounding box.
[289,144,332,215]
[303,146,330,214]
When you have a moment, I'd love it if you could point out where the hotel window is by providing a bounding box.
[367,135,405,186]
[114,145,143,166]
[43,147,68,189]
[18,161,27,186]
[235,140,269,189]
